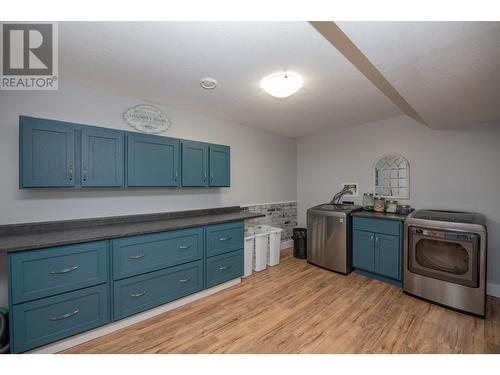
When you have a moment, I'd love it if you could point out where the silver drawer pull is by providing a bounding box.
[49,266,79,275]
[219,265,231,271]
[179,245,192,250]
[130,290,147,298]
[219,236,232,241]
[50,309,80,321]
[129,254,145,260]
[179,277,192,283]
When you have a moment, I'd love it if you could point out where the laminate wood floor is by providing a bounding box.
[64,249,500,354]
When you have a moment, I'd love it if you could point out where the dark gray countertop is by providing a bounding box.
[0,206,264,253]
[351,210,409,222]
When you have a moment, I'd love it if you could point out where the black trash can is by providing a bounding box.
[292,227,307,259]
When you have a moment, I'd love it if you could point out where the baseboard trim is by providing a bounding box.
[487,282,500,298]
[28,278,241,354]
[280,239,293,250]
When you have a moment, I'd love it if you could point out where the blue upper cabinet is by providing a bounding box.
[181,141,231,187]
[209,144,230,187]
[126,133,180,187]
[20,116,231,189]
[81,127,124,187]
[20,116,76,188]
[181,140,209,187]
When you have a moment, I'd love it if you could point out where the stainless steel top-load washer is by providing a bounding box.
[307,203,362,274]
[404,209,487,317]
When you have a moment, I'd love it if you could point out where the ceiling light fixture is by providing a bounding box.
[260,71,303,98]
[200,77,217,89]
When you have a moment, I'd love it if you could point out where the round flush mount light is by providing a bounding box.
[200,77,218,89]
[260,71,303,98]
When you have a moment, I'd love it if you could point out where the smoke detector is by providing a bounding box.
[200,77,218,89]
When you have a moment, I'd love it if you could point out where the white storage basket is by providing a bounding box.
[243,230,256,277]
[255,225,283,266]
[247,228,268,272]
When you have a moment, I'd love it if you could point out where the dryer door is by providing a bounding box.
[408,227,479,287]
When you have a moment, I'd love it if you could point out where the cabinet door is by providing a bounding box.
[353,230,375,273]
[81,127,124,187]
[209,144,230,187]
[375,233,400,280]
[181,140,208,187]
[127,133,180,187]
[20,116,76,188]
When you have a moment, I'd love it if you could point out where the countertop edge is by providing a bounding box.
[0,211,265,253]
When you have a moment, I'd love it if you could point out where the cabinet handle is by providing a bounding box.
[49,266,79,275]
[178,277,192,283]
[50,309,80,321]
[174,171,178,181]
[371,235,374,247]
[219,265,231,271]
[129,254,145,260]
[211,173,214,181]
[82,167,88,182]
[203,173,207,182]
[219,236,232,242]
[68,165,73,181]
[130,291,147,298]
[179,245,192,250]
[375,236,379,247]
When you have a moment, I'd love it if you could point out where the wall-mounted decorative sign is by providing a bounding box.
[123,104,171,134]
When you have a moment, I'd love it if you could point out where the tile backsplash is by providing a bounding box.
[242,201,297,242]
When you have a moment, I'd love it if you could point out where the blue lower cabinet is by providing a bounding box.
[206,250,243,288]
[9,241,109,304]
[112,227,203,280]
[8,221,246,352]
[353,230,375,273]
[113,260,204,320]
[375,233,400,280]
[206,221,244,257]
[352,217,403,286]
[11,284,110,353]
[353,217,400,236]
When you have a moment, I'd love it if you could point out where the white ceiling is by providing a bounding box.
[59,22,500,137]
[337,21,500,129]
[59,22,400,138]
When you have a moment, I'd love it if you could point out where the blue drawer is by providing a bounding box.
[9,241,109,304]
[206,221,244,257]
[11,284,110,353]
[113,260,203,320]
[112,227,203,280]
[206,249,243,288]
[353,217,401,236]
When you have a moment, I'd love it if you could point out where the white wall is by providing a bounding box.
[0,81,297,306]
[297,115,500,291]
